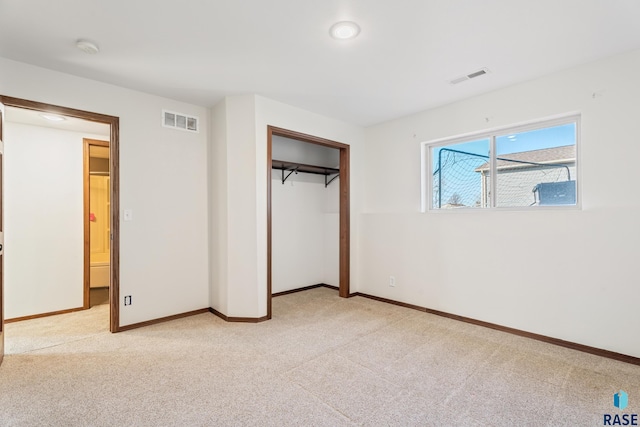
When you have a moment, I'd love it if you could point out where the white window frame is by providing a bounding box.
[421,113,581,212]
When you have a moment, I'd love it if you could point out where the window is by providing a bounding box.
[423,115,579,210]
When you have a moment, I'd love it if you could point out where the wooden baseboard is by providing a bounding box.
[208,308,269,323]
[117,308,209,332]
[351,292,426,311]
[353,292,640,366]
[212,284,337,322]
[272,284,323,297]
[272,283,338,297]
[5,306,86,323]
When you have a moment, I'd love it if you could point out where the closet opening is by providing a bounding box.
[266,126,350,319]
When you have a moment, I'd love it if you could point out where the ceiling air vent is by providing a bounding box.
[163,110,199,133]
[449,68,490,85]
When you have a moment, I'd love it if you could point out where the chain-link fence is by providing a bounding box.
[433,148,574,208]
[433,148,487,208]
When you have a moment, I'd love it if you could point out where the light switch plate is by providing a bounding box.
[124,209,133,221]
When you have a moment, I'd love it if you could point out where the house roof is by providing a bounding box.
[475,145,576,172]
[1,2,640,126]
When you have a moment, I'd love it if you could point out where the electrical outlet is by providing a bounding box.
[389,276,396,287]
[124,295,132,306]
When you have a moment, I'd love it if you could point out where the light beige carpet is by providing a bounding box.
[1,287,638,426]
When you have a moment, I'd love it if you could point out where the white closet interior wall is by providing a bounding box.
[271,136,339,293]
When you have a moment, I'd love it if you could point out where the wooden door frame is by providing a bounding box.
[83,138,110,310]
[0,95,121,333]
[266,126,350,319]
[0,103,5,365]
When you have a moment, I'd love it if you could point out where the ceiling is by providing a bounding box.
[5,106,110,136]
[1,1,640,126]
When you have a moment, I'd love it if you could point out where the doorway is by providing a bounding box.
[0,95,120,333]
[84,139,111,309]
[266,126,350,319]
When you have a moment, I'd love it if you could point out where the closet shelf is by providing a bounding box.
[272,160,339,187]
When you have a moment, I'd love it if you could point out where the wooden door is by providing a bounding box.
[0,102,5,365]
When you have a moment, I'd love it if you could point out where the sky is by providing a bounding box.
[432,122,576,166]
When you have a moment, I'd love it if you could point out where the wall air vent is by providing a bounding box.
[449,68,490,85]
[162,110,199,133]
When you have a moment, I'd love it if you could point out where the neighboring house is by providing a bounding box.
[474,145,576,207]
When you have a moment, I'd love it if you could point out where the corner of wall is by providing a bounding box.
[209,99,229,313]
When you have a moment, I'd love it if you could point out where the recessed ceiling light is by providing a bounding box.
[40,114,66,122]
[76,39,100,54]
[329,21,360,40]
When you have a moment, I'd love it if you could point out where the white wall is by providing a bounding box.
[209,94,364,318]
[222,95,261,317]
[4,123,103,318]
[209,100,228,313]
[0,57,210,326]
[362,48,640,357]
[271,137,340,292]
[272,135,340,167]
[323,177,340,286]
